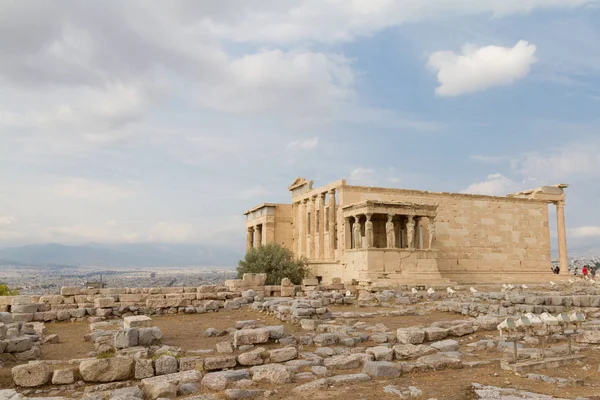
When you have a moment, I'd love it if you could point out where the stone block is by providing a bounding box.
[79,356,134,382]
[217,341,234,354]
[575,330,600,344]
[233,328,270,347]
[393,344,436,360]
[138,327,162,346]
[56,310,71,321]
[135,359,155,379]
[362,361,402,378]
[250,364,291,384]
[124,315,153,329]
[61,287,82,296]
[417,351,462,370]
[69,308,87,318]
[145,381,177,400]
[201,370,250,391]
[52,368,75,385]
[237,350,264,366]
[204,355,237,371]
[430,339,459,352]
[11,304,38,313]
[323,354,365,370]
[447,323,475,337]
[4,336,32,353]
[396,328,425,344]
[155,355,178,375]
[94,297,115,308]
[269,347,298,363]
[11,296,32,305]
[12,362,51,387]
[423,326,449,342]
[179,356,203,371]
[115,328,139,349]
[366,346,394,361]
[11,313,33,323]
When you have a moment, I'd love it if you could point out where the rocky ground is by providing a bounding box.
[2,283,600,399]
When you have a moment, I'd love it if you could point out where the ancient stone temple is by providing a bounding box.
[244,178,569,285]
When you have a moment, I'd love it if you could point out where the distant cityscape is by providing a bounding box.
[0,265,238,295]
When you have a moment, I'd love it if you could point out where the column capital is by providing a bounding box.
[556,200,566,208]
[247,226,254,232]
[302,198,309,204]
[365,213,372,220]
[328,188,336,195]
[319,192,326,199]
[387,214,394,222]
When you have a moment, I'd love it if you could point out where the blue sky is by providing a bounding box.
[0,0,599,253]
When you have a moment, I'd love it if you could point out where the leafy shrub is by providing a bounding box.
[237,243,309,285]
[0,283,19,296]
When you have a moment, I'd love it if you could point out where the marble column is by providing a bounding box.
[386,214,395,248]
[328,189,336,259]
[310,195,317,258]
[365,213,374,248]
[345,217,352,250]
[556,201,568,273]
[301,199,308,257]
[253,225,261,248]
[246,227,254,251]
[428,216,436,249]
[406,216,415,248]
[319,192,326,260]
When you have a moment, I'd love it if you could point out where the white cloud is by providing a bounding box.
[461,173,523,196]
[197,50,355,116]
[51,179,136,202]
[0,216,16,225]
[197,0,595,43]
[349,167,376,185]
[428,40,537,96]
[287,137,320,150]
[516,142,600,181]
[569,226,600,238]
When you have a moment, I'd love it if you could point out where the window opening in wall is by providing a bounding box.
[316,276,323,284]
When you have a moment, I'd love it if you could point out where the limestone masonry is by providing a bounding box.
[244,178,570,285]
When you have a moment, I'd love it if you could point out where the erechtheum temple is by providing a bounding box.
[244,178,569,286]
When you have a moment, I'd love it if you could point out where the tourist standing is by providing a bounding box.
[583,265,589,278]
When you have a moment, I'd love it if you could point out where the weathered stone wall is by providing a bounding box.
[0,286,241,321]
[339,185,552,284]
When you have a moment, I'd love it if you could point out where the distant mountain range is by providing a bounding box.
[0,243,242,268]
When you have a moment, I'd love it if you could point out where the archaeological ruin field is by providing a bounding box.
[1,274,600,400]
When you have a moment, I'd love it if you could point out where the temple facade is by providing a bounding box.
[244,178,569,285]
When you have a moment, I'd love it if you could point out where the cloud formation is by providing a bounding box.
[428,40,537,96]
[569,226,600,238]
[288,137,320,150]
[461,173,524,196]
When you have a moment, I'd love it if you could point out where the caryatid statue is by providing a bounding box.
[428,217,436,249]
[386,215,395,248]
[406,216,415,248]
[365,214,374,248]
[352,217,362,249]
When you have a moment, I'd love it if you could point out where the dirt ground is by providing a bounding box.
[2,307,600,398]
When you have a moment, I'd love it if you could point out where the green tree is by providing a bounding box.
[237,243,309,285]
[0,282,19,296]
